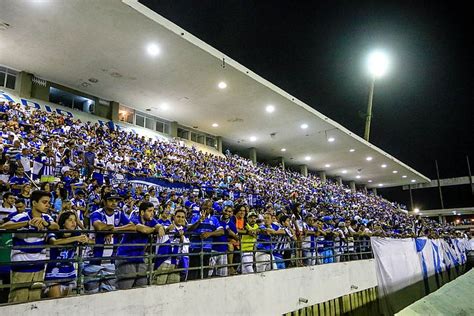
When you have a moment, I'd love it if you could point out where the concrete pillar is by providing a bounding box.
[335,176,343,186]
[300,165,308,177]
[276,156,285,171]
[361,184,368,194]
[216,136,223,153]
[15,71,33,98]
[169,121,178,138]
[318,171,326,183]
[249,147,257,164]
[110,101,120,122]
[349,181,356,193]
[371,188,377,196]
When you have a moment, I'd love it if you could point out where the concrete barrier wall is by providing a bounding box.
[1,260,377,316]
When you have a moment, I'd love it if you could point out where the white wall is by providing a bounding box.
[1,260,377,316]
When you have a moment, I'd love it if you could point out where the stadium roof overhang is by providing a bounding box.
[0,0,430,188]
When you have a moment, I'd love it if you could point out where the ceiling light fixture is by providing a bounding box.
[147,43,160,57]
[381,164,387,168]
[281,148,286,152]
[300,123,308,129]
[366,156,373,161]
[305,156,311,161]
[212,123,219,127]
[249,136,257,142]
[342,170,348,174]
[327,137,335,142]
[325,164,331,168]
[349,149,355,152]
[266,105,275,113]
[392,170,398,174]
[218,81,227,89]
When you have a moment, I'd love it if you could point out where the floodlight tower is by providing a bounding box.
[364,50,390,142]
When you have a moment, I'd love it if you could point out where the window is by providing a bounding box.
[0,66,17,89]
[49,86,95,113]
[145,117,155,130]
[119,105,134,124]
[156,121,166,133]
[197,135,205,144]
[190,132,198,142]
[206,137,216,147]
[135,114,145,127]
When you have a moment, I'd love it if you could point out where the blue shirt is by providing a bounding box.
[256,223,281,252]
[9,176,28,195]
[45,231,81,281]
[90,208,130,264]
[117,213,157,263]
[212,216,237,252]
[189,214,223,251]
[10,211,55,272]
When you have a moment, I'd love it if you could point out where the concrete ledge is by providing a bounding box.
[396,268,474,315]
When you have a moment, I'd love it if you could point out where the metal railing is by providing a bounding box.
[0,229,373,305]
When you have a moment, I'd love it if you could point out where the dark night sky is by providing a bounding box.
[140,0,474,209]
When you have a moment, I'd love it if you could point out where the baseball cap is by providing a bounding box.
[247,211,258,219]
[103,191,122,200]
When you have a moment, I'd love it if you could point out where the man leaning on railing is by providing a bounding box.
[0,190,59,303]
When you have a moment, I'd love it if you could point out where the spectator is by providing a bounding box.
[44,211,93,298]
[187,199,224,280]
[153,208,188,285]
[241,211,259,274]
[0,192,16,222]
[1,190,59,303]
[116,202,164,290]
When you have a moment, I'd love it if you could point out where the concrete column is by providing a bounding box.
[249,147,257,164]
[110,101,120,122]
[15,71,33,98]
[335,176,343,186]
[277,156,285,171]
[318,171,326,183]
[361,184,368,194]
[169,121,178,138]
[300,165,308,177]
[371,188,377,196]
[349,181,356,193]
[216,136,223,153]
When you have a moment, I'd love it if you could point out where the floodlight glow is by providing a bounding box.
[411,179,416,183]
[356,175,361,179]
[249,136,257,142]
[378,183,384,187]
[212,123,219,127]
[327,137,335,142]
[366,156,373,161]
[381,164,387,168]
[368,180,373,183]
[218,82,227,89]
[402,175,407,178]
[300,123,308,129]
[368,50,389,78]
[266,105,275,113]
[392,170,398,174]
[414,208,420,213]
[147,43,160,57]
[160,103,169,110]
[325,164,331,168]
[342,170,348,174]
[305,156,311,161]
[281,148,286,152]
[349,149,355,152]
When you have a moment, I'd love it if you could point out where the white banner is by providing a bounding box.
[371,237,470,315]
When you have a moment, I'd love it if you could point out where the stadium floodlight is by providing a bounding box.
[367,50,390,79]
[364,50,390,142]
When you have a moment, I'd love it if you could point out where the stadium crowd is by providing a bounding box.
[0,100,469,304]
